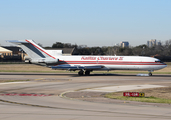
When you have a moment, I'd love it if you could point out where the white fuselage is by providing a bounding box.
[52,55,167,71]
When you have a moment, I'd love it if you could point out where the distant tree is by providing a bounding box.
[52,42,64,48]
[88,47,104,55]
[162,39,171,56]
[101,47,108,55]
[77,48,91,55]
[38,43,43,47]
[132,44,147,56]
[122,48,133,55]
[52,42,78,48]
[106,47,116,55]
[63,43,71,48]
[71,44,78,49]
[44,46,52,49]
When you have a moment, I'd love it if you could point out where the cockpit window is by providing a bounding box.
[155,60,163,63]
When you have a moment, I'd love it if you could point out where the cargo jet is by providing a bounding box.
[7,39,167,76]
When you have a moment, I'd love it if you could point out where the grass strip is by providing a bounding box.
[105,93,171,104]
[0,62,25,64]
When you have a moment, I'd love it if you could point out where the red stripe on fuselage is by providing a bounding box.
[55,61,165,66]
[26,40,56,59]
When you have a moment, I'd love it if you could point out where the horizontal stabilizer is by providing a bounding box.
[6,40,29,44]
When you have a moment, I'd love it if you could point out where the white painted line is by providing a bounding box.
[0,82,30,85]
[81,85,166,92]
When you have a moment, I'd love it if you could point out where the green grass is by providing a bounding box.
[165,62,171,65]
[0,79,30,83]
[0,62,25,64]
[105,93,171,104]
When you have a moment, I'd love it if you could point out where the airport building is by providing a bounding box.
[0,46,25,62]
[120,41,129,48]
[147,39,161,47]
[0,47,13,58]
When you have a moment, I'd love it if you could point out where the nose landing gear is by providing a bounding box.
[148,70,153,76]
[148,72,152,76]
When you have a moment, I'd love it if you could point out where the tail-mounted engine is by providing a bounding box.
[30,58,59,64]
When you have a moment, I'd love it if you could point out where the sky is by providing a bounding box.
[0,0,171,47]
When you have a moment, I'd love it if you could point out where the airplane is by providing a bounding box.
[7,39,167,76]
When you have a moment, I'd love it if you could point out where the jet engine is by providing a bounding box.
[30,58,59,64]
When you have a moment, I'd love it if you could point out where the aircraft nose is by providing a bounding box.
[162,63,167,68]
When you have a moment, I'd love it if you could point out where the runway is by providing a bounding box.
[0,72,171,120]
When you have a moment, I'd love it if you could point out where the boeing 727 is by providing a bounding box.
[7,39,167,76]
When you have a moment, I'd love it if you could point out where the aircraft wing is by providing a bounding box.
[51,65,104,71]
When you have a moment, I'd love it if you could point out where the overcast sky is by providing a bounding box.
[0,0,171,47]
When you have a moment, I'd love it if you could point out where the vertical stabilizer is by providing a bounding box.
[7,39,55,59]
[7,39,58,64]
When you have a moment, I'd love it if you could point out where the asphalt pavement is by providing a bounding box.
[0,72,171,120]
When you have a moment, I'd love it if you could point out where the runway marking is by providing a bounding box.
[0,82,30,85]
[0,93,52,96]
[80,85,166,92]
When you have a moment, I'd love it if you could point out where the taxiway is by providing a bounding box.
[0,72,171,120]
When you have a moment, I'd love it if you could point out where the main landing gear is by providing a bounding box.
[78,70,84,76]
[78,70,91,76]
[148,70,153,76]
[85,71,90,76]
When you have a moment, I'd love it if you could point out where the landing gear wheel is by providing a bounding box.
[148,73,152,76]
[85,71,90,76]
[78,70,84,76]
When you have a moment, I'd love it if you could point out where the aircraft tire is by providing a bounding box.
[148,73,152,76]
[85,71,90,76]
[78,70,84,76]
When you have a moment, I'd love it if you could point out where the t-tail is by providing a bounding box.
[7,39,59,65]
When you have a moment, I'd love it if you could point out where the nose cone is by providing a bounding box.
[161,63,167,69]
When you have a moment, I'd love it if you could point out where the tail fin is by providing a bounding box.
[7,39,58,64]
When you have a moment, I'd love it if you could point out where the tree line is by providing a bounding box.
[46,39,171,61]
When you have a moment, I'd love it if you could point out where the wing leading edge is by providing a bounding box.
[51,65,104,70]
[6,40,29,44]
